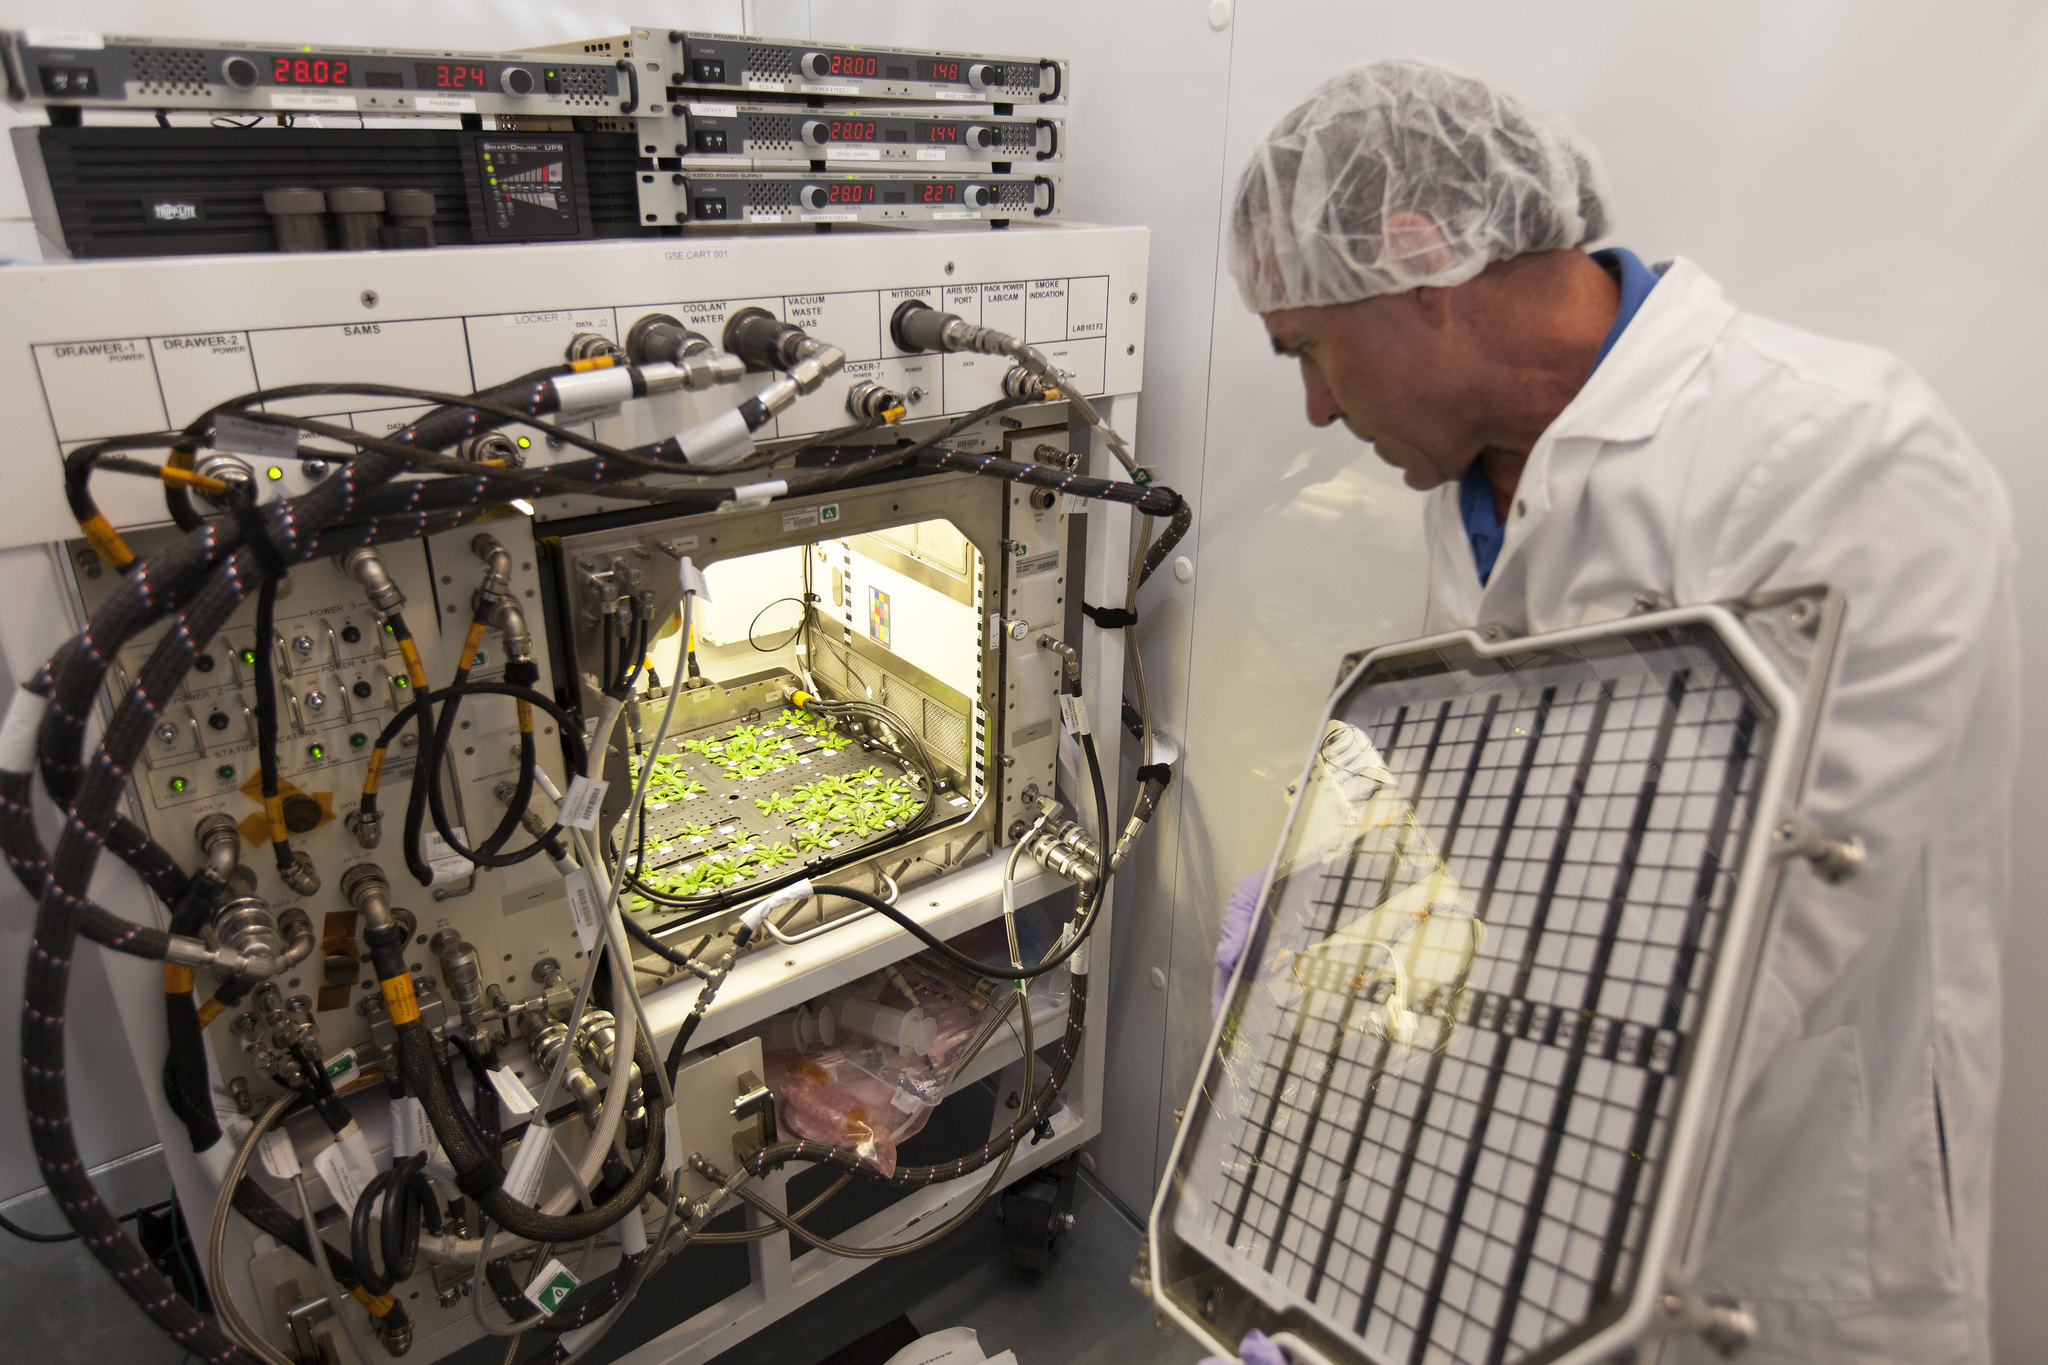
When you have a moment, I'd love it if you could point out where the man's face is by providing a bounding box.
[1263,296,1477,491]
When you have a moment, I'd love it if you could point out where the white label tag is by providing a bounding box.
[391,1097,432,1160]
[915,147,947,161]
[778,503,838,532]
[1058,693,1091,736]
[213,411,299,458]
[414,94,476,113]
[564,868,603,952]
[800,211,859,222]
[933,89,979,100]
[930,209,982,220]
[987,612,1002,651]
[1060,493,1087,515]
[259,1128,301,1180]
[558,776,608,831]
[799,83,861,95]
[24,29,103,50]
[504,1123,552,1204]
[270,91,358,111]
[0,690,49,771]
[424,828,474,884]
[827,146,881,161]
[677,556,710,601]
[313,1141,370,1214]
[523,1256,581,1315]
[687,102,739,117]
[745,79,789,92]
[489,1066,539,1119]
[663,1106,684,1178]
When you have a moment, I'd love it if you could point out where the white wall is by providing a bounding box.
[4,2,2047,1359]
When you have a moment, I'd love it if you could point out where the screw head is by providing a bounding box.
[360,289,379,308]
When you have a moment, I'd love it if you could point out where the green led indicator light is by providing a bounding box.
[216,764,235,781]
[383,622,396,634]
[349,732,368,750]
[168,776,189,794]
[239,648,257,665]
[266,466,284,481]
[393,676,410,690]
[516,436,531,449]
[307,743,325,761]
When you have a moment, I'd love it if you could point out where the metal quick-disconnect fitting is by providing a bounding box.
[340,861,396,935]
[346,807,383,850]
[278,849,320,897]
[846,379,907,421]
[340,547,406,618]
[890,299,1014,356]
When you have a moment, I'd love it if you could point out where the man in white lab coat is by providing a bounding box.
[1208,59,2018,1365]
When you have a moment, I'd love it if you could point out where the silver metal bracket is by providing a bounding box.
[1771,812,1866,882]
[1655,1285,1758,1357]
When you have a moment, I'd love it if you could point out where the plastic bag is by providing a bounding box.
[759,958,1014,1176]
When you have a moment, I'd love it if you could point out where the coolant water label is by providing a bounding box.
[558,776,608,831]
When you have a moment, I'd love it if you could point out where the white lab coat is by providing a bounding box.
[1421,257,2018,1364]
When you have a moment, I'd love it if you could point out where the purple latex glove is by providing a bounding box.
[1197,1329,1289,1365]
[1214,869,1268,1017]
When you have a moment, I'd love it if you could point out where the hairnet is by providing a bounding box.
[1228,59,1612,312]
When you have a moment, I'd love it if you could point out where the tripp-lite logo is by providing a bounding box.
[145,199,204,225]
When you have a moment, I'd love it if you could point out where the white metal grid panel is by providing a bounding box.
[1163,621,1790,1365]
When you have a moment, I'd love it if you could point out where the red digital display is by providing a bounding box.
[271,56,350,86]
[415,62,487,90]
[919,60,962,82]
[828,119,877,142]
[827,183,877,204]
[921,183,957,203]
[924,124,960,143]
[826,52,878,77]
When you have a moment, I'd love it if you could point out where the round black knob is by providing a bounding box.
[799,52,831,80]
[799,184,828,210]
[500,66,535,97]
[801,119,829,146]
[222,57,259,91]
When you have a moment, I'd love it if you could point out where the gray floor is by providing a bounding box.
[0,1147,188,1365]
[697,1174,1209,1365]
[3,1147,1210,1365]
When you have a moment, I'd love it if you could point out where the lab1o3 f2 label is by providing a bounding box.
[780,503,840,533]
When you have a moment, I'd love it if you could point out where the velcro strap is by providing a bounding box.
[1081,604,1136,629]
[231,501,293,577]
